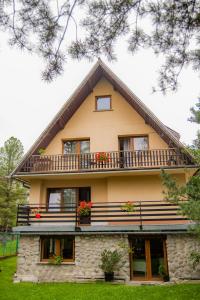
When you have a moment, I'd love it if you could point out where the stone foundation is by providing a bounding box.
[15,233,200,282]
[167,234,200,281]
[15,234,130,282]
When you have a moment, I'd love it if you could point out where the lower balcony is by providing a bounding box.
[18,149,192,174]
[16,201,189,229]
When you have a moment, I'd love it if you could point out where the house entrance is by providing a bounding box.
[129,236,168,281]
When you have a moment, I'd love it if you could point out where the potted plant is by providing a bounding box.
[48,254,63,265]
[32,208,41,219]
[158,263,169,281]
[95,152,110,163]
[99,249,122,282]
[121,201,135,213]
[33,148,52,171]
[78,201,92,224]
[37,148,46,155]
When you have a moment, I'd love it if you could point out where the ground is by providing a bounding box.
[0,257,200,300]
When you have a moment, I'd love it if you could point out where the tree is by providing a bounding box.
[161,99,200,267]
[0,137,27,231]
[188,98,200,161]
[0,1,199,91]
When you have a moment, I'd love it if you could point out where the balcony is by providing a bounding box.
[18,149,192,174]
[16,201,188,228]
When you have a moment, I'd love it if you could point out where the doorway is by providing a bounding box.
[129,236,168,281]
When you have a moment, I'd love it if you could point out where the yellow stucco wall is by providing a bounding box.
[44,77,168,155]
[29,173,186,204]
[27,76,187,206]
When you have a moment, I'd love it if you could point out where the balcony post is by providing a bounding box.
[139,201,143,230]
[75,201,81,231]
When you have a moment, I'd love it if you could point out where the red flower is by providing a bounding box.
[78,201,92,216]
[80,201,86,208]
[87,202,93,208]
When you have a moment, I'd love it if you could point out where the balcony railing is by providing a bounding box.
[19,149,191,173]
[16,201,188,227]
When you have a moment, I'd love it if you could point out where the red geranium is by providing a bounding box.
[95,152,110,162]
[78,201,92,216]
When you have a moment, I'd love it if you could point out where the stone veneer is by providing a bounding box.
[15,234,130,282]
[15,233,200,282]
[167,234,200,281]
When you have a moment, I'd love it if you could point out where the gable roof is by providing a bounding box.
[12,59,193,174]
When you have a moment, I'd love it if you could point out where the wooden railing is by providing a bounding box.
[16,201,188,227]
[19,149,191,173]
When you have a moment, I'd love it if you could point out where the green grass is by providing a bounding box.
[0,257,200,300]
[0,239,17,257]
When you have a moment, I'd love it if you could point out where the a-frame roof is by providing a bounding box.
[13,59,192,174]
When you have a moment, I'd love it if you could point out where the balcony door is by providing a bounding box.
[63,140,90,169]
[119,136,148,167]
[130,237,168,281]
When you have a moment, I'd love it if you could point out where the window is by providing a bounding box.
[48,188,77,212]
[96,96,111,111]
[134,137,148,151]
[119,136,149,151]
[47,187,91,212]
[63,140,90,155]
[41,236,75,262]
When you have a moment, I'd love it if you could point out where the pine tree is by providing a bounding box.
[0,1,199,90]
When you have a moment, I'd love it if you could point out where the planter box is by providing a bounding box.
[79,216,91,225]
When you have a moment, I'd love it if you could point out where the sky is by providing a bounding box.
[0,33,199,153]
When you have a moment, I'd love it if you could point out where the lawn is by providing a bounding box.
[0,257,200,300]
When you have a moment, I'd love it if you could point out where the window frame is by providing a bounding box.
[62,139,90,155]
[40,236,75,263]
[46,187,91,212]
[47,188,78,213]
[95,95,112,111]
[118,135,149,151]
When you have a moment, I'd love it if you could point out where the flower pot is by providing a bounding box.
[105,272,114,282]
[79,216,91,225]
[163,275,169,282]
[35,213,41,219]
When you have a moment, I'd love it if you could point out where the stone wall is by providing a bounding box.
[15,234,130,282]
[167,234,200,281]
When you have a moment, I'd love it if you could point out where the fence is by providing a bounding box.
[0,233,19,257]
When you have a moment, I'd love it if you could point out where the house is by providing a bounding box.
[12,59,199,283]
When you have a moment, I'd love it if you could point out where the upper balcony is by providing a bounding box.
[17,148,192,175]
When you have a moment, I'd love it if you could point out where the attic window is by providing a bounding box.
[96,96,111,111]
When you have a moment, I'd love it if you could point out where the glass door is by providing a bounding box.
[130,237,167,281]
[119,137,148,167]
[132,238,147,279]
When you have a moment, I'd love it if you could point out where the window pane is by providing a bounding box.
[63,189,77,211]
[42,238,56,259]
[61,237,74,260]
[96,96,111,110]
[150,238,164,277]
[63,141,76,154]
[48,190,61,212]
[134,137,148,151]
[79,187,91,202]
[80,141,90,153]
[132,238,147,278]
